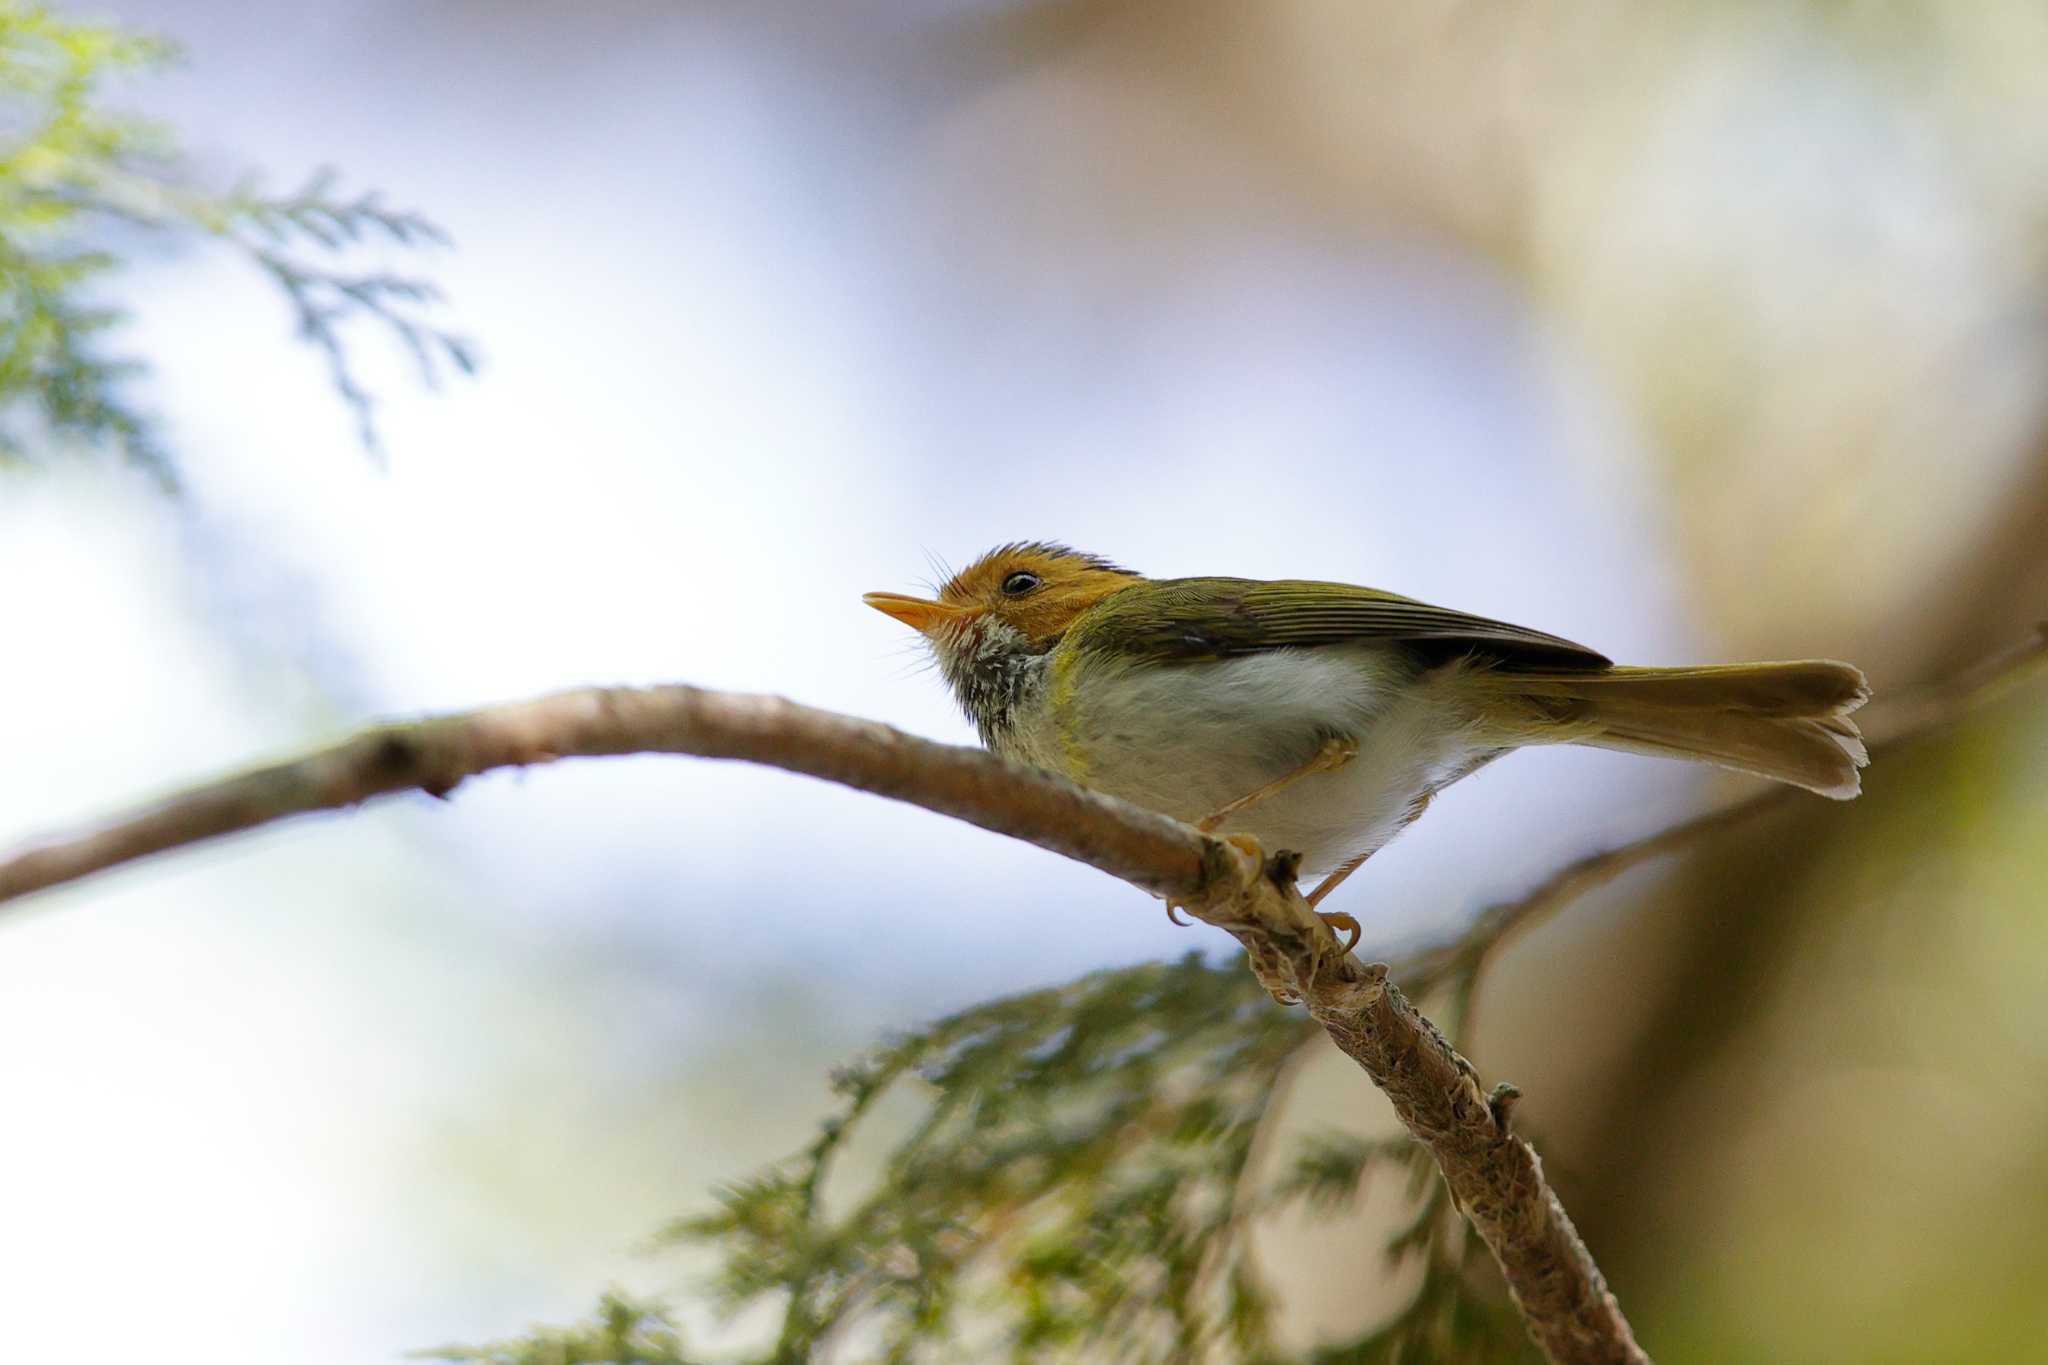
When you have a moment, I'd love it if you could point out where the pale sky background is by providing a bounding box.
[0,3,1965,1362]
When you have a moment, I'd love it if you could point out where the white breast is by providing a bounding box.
[1015,644,1493,873]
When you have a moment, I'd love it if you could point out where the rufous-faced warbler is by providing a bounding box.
[865,542,1868,945]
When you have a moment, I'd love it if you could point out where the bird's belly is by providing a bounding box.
[1038,645,1487,873]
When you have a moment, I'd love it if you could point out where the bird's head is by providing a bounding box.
[865,542,1140,671]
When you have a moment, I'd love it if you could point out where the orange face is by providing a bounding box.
[864,542,1139,652]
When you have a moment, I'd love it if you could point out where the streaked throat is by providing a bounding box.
[937,618,1051,752]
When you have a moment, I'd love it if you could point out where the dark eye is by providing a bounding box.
[1000,570,1042,596]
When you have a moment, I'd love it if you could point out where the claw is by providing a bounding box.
[1165,901,1193,927]
[1317,910,1362,955]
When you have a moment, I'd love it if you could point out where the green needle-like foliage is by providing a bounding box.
[436,953,1534,1364]
[0,0,468,478]
[430,1293,705,1365]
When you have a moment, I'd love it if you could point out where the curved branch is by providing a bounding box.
[4,627,2039,1363]
[0,691,1647,1361]
[0,687,1205,907]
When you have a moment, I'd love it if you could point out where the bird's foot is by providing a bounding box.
[1314,910,1362,954]
[1223,832,1267,862]
[1302,852,1369,954]
[1165,833,1269,928]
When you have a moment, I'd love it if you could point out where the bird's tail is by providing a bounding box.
[1476,660,1872,799]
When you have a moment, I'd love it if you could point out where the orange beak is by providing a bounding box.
[863,591,970,635]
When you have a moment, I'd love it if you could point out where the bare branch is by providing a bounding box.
[1197,873,1651,1364]
[3,625,2040,1363]
[0,690,1645,1360]
[0,687,1205,907]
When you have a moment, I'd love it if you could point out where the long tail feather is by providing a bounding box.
[1477,659,1871,799]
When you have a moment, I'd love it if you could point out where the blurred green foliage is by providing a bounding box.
[0,0,467,477]
[433,955,1532,1364]
[432,1294,697,1365]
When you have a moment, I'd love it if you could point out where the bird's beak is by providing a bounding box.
[863,591,969,635]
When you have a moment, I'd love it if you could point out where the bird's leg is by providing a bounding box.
[1301,792,1431,954]
[1306,854,1367,909]
[1305,854,1368,953]
[1186,737,1360,947]
[1196,735,1358,833]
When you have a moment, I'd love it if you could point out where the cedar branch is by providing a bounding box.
[3,627,2041,1363]
[0,686,1644,1360]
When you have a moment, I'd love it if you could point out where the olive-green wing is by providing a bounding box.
[1069,577,1612,669]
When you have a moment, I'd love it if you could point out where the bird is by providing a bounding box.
[864,542,1868,948]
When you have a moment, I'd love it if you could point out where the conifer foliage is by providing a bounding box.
[0,0,467,476]
[434,956,1532,1364]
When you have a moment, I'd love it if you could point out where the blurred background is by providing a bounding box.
[3,1,2047,1360]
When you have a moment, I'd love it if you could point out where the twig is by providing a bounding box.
[0,689,1205,906]
[3,627,2041,1363]
[0,692,1642,1360]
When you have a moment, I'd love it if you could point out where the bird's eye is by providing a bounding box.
[1000,570,1042,596]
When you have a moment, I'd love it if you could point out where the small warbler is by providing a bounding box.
[866,542,1868,942]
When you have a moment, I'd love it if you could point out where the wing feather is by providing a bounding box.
[1071,577,1611,669]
